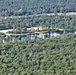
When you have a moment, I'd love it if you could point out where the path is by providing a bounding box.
[0,29,13,33]
[0,27,75,36]
[0,12,76,20]
[0,12,76,36]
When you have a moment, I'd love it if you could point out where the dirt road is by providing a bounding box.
[1,12,76,20]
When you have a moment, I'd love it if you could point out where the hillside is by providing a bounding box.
[0,34,76,75]
[0,0,76,75]
[0,0,76,16]
[0,15,76,31]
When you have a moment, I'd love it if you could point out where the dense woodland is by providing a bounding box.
[0,15,76,31]
[0,34,76,75]
[0,0,76,75]
[0,0,76,16]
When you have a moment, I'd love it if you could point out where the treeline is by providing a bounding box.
[0,0,76,16]
[0,34,76,75]
[0,15,76,30]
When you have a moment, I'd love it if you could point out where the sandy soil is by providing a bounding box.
[0,29,13,33]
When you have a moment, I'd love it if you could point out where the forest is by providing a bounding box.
[0,0,76,16]
[0,0,76,75]
[0,15,76,31]
[0,34,76,75]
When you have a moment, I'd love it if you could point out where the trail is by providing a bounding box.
[0,12,76,36]
[0,12,76,20]
[0,29,13,33]
[0,29,29,36]
[0,27,75,36]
